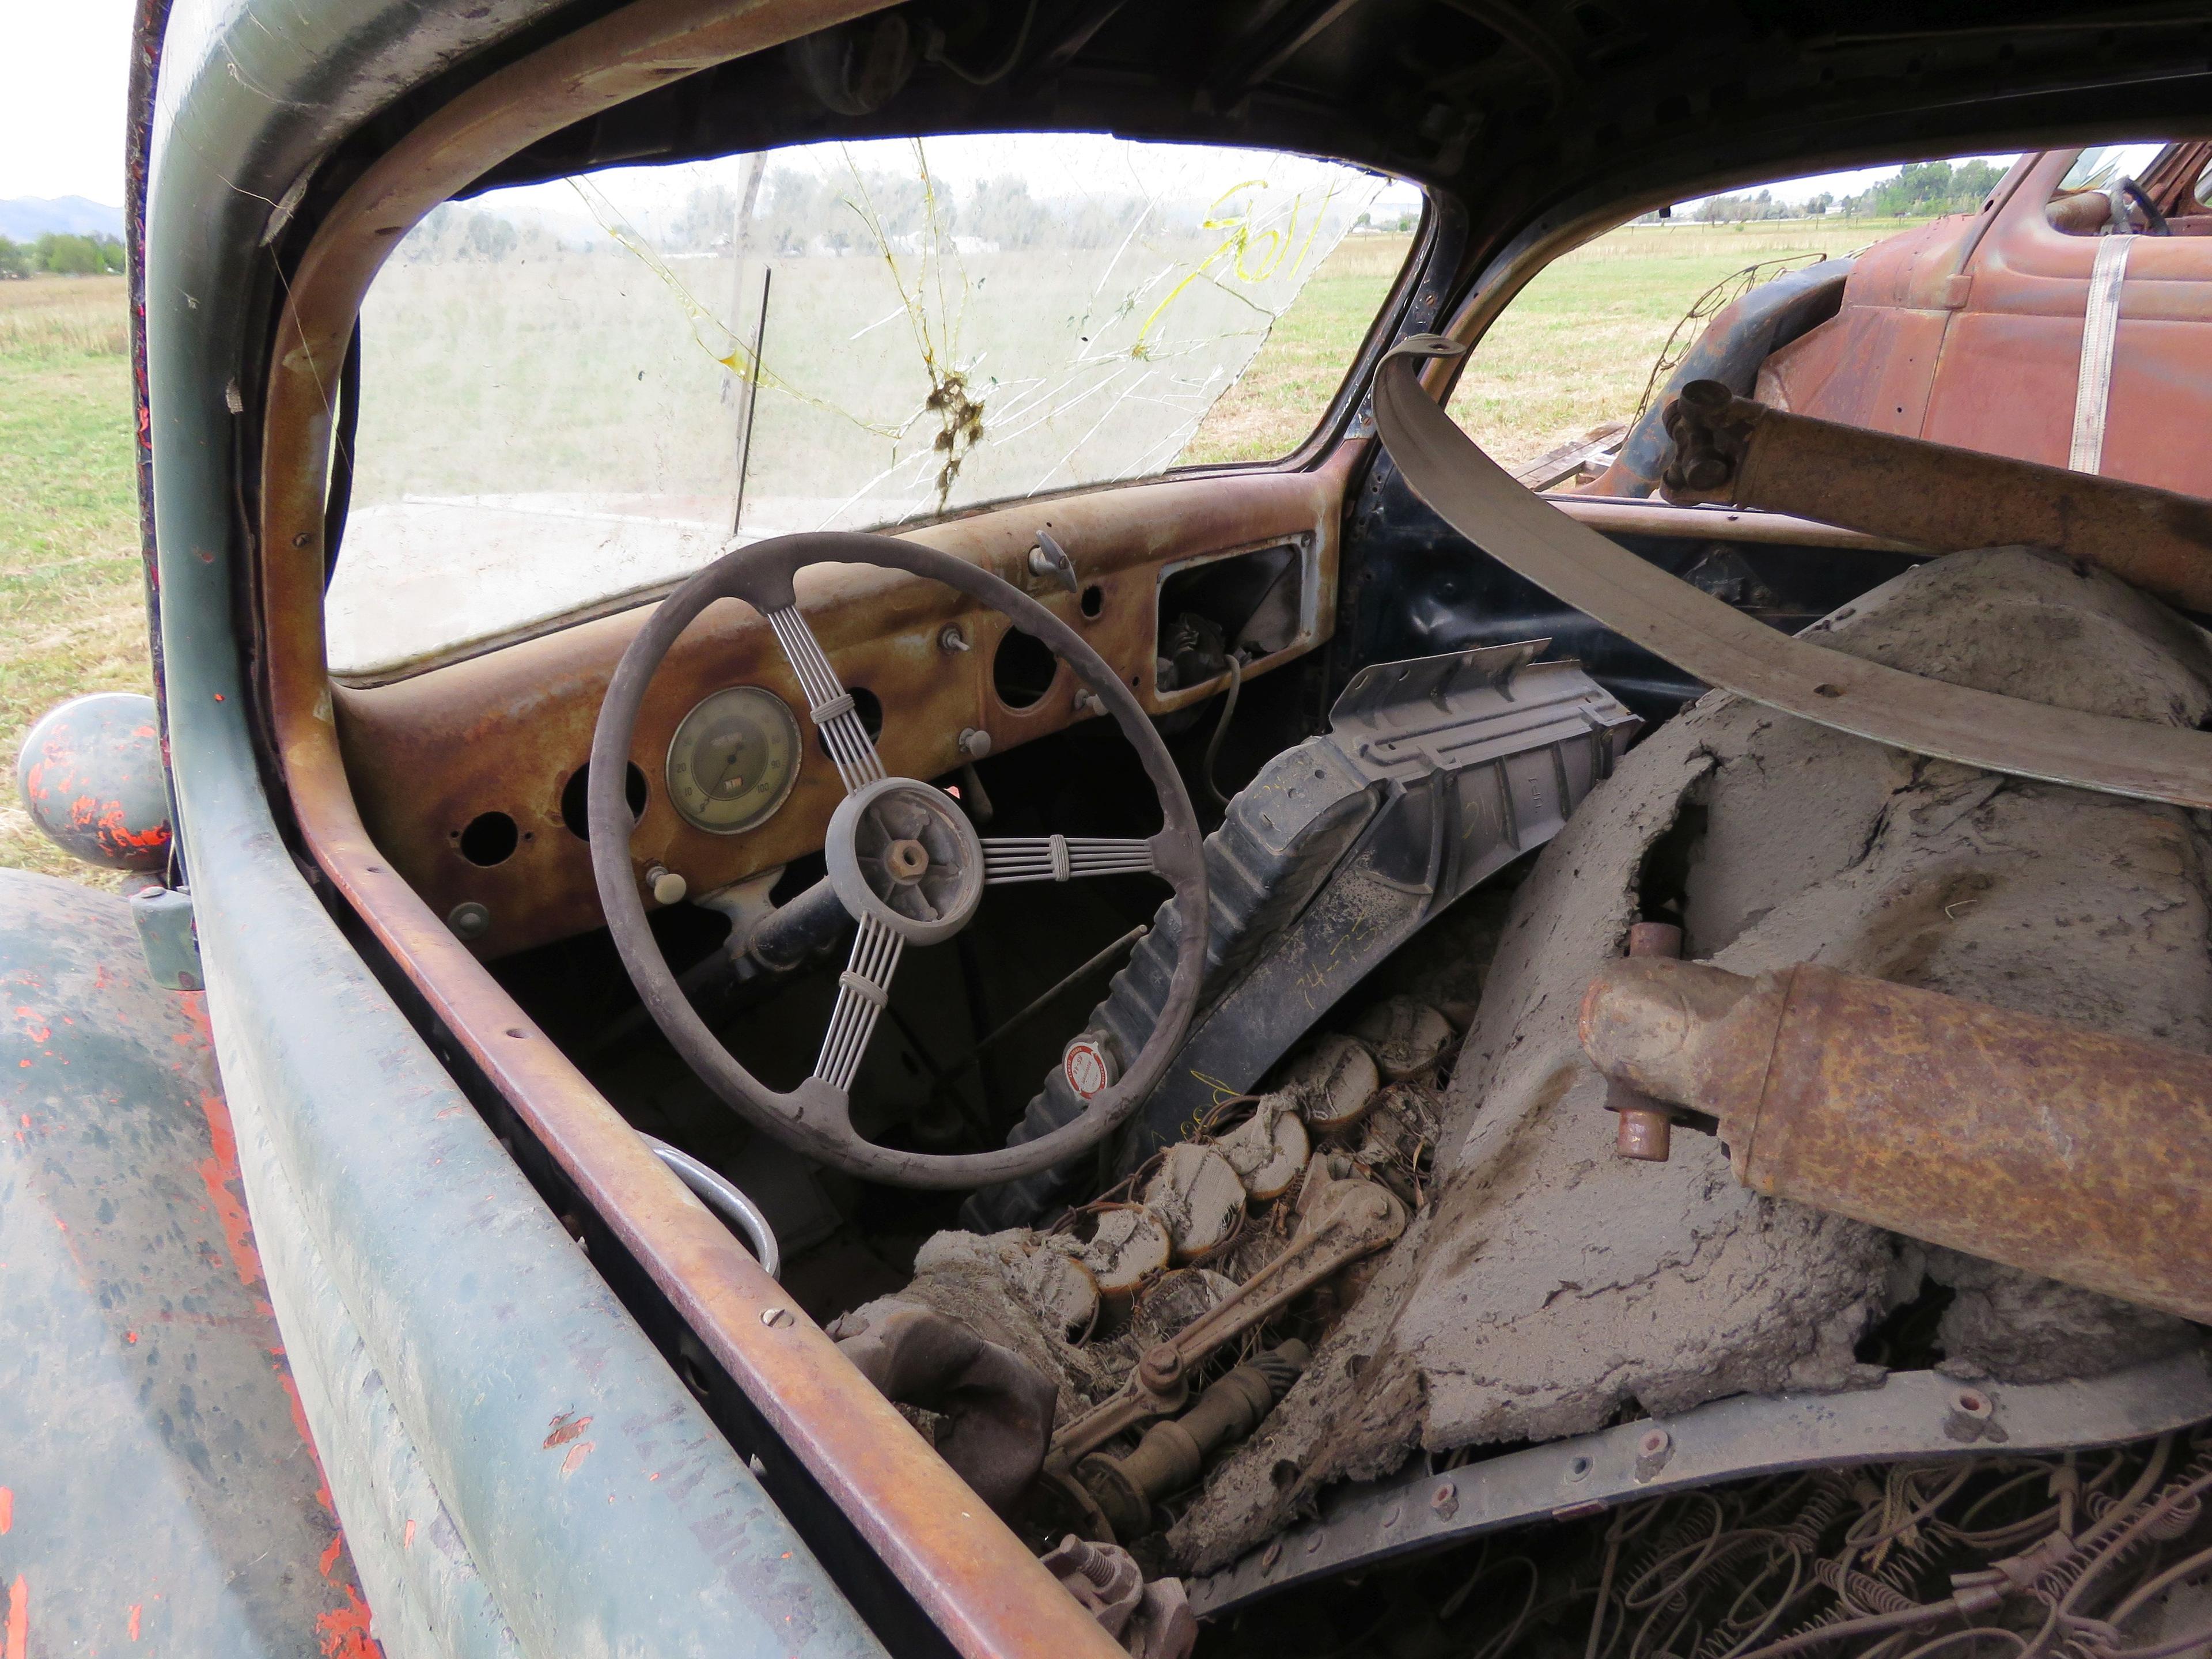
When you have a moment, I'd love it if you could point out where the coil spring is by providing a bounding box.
[1812,1558,1920,1616]
[2036,1448,2212,1606]
[1784,1477,1851,1557]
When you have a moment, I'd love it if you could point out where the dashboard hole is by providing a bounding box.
[993,627,1060,710]
[459,811,520,866]
[560,762,648,842]
[1081,584,1105,619]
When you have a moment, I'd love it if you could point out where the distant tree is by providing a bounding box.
[1805,192,1834,216]
[1694,188,1791,223]
[1843,159,2006,219]
[95,236,126,273]
[0,237,27,279]
[34,233,105,275]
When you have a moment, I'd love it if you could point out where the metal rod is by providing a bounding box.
[643,1135,780,1279]
[731,263,771,537]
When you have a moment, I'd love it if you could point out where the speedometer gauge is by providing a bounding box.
[665,686,803,834]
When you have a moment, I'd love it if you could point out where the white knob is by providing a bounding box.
[647,865,688,906]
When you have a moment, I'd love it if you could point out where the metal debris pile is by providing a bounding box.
[835,993,1461,1560]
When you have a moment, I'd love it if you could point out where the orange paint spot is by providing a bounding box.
[402,1519,415,1549]
[191,1091,265,1291]
[560,1441,595,1476]
[542,1412,591,1449]
[129,1602,141,1640]
[125,1330,137,1344]
[314,1586,378,1659]
[5,1575,25,1659]
[0,1488,11,1533]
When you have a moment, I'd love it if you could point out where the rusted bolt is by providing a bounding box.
[1608,922,1683,1161]
[760,1306,796,1329]
[1304,1532,1323,1554]
[1635,1427,1674,1482]
[1260,1540,1282,1571]
[1616,1109,1673,1161]
[448,900,491,940]
[1138,1344,1184,1396]
[1945,1387,1997,1443]
[884,839,929,882]
[1431,1479,1459,1520]
[290,531,315,550]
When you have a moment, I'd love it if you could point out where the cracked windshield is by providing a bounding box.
[327,135,1406,677]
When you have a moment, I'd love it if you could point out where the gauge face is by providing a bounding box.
[665,686,803,834]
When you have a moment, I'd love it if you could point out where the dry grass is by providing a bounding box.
[0,276,149,888]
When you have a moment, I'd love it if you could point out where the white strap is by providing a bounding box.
[2069,233,2135,474]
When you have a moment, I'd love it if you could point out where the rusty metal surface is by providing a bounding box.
[1578,956,2212,1324]
[1658,379,2212,615]
[1759,149,2212,501]
[235,1,1145,1652]
[1547,494,1930,555]
[0,869,377,1656]
[336,468,1338,960]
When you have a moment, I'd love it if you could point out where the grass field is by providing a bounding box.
[0,215,1926,881]
[0,275,146,887]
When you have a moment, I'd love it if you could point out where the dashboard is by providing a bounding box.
[334,465,1346,959]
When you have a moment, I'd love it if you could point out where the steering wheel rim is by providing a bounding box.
[588,531,1210,1191]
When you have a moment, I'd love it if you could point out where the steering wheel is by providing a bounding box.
[588,532,1210,1191]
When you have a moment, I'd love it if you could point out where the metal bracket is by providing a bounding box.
[1188,1345,2212,1618]
[128,884,203,991]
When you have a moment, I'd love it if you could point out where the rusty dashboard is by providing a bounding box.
[334,465,1345,959]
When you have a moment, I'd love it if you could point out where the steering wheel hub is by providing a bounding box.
[827,777,985,944]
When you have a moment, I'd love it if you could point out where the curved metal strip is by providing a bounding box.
[1191,1347,2212,1617]
[1374,336,2212,809]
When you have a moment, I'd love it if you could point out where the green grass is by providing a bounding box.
[1446,219,1900,467]
[0,275,149,888]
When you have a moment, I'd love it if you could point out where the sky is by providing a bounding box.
[0,0,2002,218]
[0,0,135,202]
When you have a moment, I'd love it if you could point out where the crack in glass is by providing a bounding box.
[329,135,1391,677]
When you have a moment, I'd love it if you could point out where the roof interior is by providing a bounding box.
[461,2,2212,294]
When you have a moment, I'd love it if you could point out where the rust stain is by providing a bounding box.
[5,1575,25,1659]
[542,1410,591,1448]
[402,1518,415,1549]
[0,1488,10,1533]
[560,1440,596,1477]
[128,1602,141,1641]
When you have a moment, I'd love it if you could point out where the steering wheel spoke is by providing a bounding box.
[816,914,903,1096]
[765,604,886,794]
[982,834,1160,884]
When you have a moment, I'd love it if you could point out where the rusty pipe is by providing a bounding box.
[1659,380,2212,616]
[1578,957,2212,1323]
[1607,921,1683,1161]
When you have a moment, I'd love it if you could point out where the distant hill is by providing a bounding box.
[0,198,126,243]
